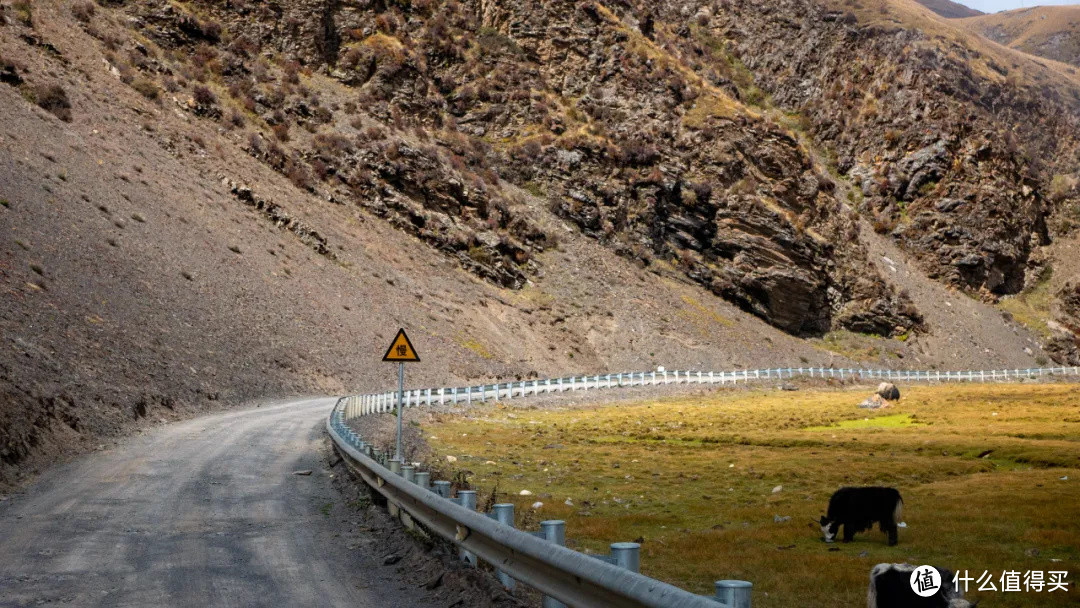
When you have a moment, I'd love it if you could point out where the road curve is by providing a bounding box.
[0,397,433,608]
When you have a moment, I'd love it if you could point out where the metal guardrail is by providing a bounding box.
[327,410,749,607]
[336,366,1080,419]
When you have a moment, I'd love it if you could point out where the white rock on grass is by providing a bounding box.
[531,501,544,510]
[519,489,533,496]
[445,455,457,463]
[772,485,783,493]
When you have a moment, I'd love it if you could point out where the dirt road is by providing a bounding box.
[0,397,435,607]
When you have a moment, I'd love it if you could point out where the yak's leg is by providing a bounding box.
[842,524,855,543]
[886,524,898,546]
[880,520,898,545]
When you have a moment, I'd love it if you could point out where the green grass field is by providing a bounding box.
[422,383,1080,607]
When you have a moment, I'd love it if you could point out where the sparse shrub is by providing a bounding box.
[247,132,264,153]
[271,123,290,142]
[200,19,223,42]
[342,46,364,70]
[283,60,301,85]
[12,0,32,26]
[314,132,352,156]
[131,77,160,100]
[285,159,313,190]
[311,158,331,181]
[192,85,216,107]
[617,140,660,166]
[374,13,398,35]
[227,109,245,128]
[1048,174,1078,203]
[33,83,73,122]
[71,1,95,23]
[363,125,385,141]
[191,44,219,71]
[313,105,333,124]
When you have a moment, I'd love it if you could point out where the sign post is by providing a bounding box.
[382,329,420,465]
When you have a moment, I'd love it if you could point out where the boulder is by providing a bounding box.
[858,394,889,410]
[876,382,900,401]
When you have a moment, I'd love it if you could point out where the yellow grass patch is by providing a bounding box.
[424,383,1080,606]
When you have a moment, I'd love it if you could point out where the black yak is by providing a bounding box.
[868,563,977,608]
[819,486,903,545]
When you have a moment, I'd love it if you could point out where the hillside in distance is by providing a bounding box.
[2,0,1079,489]
[960,5,1080,67]
[914,0,984,19]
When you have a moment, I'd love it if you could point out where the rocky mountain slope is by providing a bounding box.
[700,0,1080,357]
[960,5,1080,68]
[1,0,1076,489]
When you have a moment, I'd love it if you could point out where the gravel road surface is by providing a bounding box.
[0,397,436,608]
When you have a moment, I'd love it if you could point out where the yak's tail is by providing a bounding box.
[893,496,904,524]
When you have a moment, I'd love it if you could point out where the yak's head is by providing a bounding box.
[818,515,836,542]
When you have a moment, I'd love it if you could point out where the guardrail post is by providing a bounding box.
[390,459,402,475]
[414,471,430,489]
[433,480,451,497]
[401,465,415,483]
[559,377,564,391]
[540,520,568,608]
[712,580,752,607]
[458,490,478,566]
[491,503,517,590]
[570,376,576,391]
[610,542,640,573]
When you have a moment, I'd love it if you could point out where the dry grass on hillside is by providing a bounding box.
[828,0,1080,89]
[423,383,1080,607]
[960,6,1080,67]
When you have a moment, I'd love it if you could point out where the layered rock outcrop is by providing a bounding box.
[120,0,926,335]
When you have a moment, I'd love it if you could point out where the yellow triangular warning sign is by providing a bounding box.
[382,329,420,362]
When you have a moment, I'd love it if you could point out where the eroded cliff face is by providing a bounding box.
[664,0,1080,301]
[114,0,923,336]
